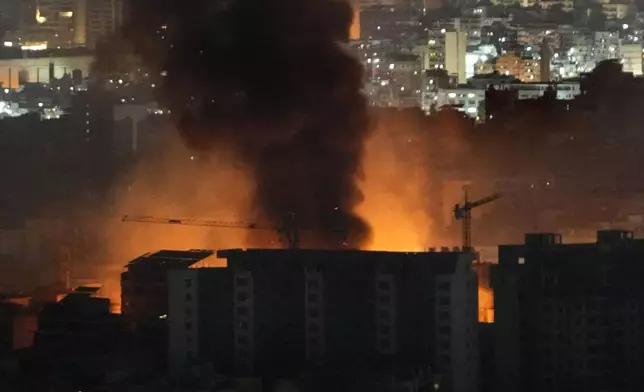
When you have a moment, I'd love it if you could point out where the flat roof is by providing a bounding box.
[125,249,215,269]
[216,249,469,273]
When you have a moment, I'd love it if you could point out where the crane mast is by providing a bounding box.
[453,188,502,252]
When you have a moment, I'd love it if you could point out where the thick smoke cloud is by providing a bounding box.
[121,0,372,248]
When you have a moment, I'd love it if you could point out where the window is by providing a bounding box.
[238,335,249,344]
[308,323,320,332]
[237,292,249,301]
[185,278,192,287]
[378,338,391,349]
[185,322,193,330]
[236,307,248,316]
[237,276,249,286]
[307,293,319,302]
[307,279,319,288]
[238,321,249,330]
[308,308,319,317]
[185,307,192,316]
[185,293,192,301]
[378,281,390,290]
[438,297,450,306]
[380,325,392,334]
[379,310,391,320]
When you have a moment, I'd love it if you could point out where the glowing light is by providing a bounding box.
[21,43,47,51]
[3,42,12,47]
[35,8,46,24]
[479,287,494,322]
[59,11,73,18]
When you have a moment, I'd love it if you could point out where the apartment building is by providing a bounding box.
[167,248,480,392]
[492,230,644,392]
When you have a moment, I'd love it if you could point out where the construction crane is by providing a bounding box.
[122,213,304,249]
[454,188,503,252]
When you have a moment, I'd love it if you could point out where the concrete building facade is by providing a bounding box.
[445,30,467,84]
[167,249,480,392]
[620,43,643,76]
[492,230,644,392]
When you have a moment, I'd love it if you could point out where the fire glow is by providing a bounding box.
[97,120,493,322]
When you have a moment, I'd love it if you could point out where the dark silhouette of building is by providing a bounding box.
[167,249,479,392]
[492,230,644,392]
[539,38,551,83]
[484,85,518,121]
[121,249,216,371]
[121,249,215,323]
[27,286,127,391]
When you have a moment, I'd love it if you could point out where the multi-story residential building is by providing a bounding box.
[593,31,621,63]
[597,0,634,20]
[422,86,486,119]
[121,249,217,324]
[423,80,581,120]
[445,30,467,84]
[518,25,562,50]
[413,30,447,71]
[537,0,574,12]
[3,0,122,49]
[620,43,643,75]
[365,52,423,107]
[492,230,644,392]
[494,54,542,82]
[481,22,519,54]
[167,248,480,392]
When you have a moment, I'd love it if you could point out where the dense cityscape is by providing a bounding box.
[0,0,643,391]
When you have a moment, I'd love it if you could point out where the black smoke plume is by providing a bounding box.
[117,0,372,248]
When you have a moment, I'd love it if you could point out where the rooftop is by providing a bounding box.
[125,249,215,269]
[216,248,473,273]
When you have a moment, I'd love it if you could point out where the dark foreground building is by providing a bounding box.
[166,249,479,392]
[492,230,644,392]
[120,249,217,371]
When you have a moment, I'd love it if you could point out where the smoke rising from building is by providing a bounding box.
[119,0,372,248]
